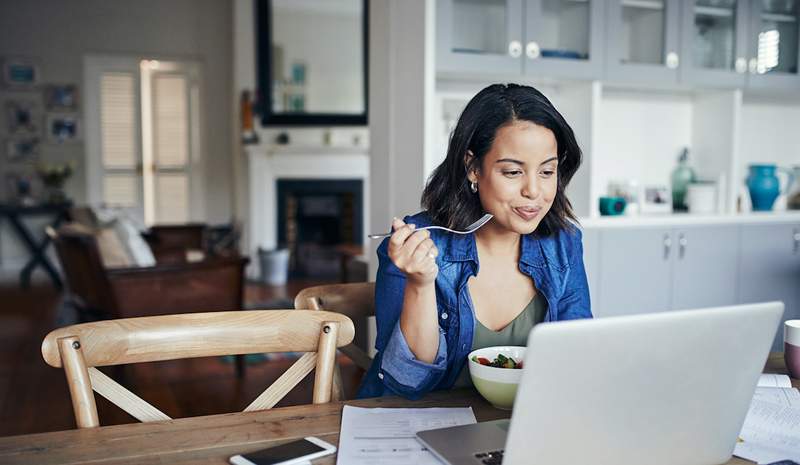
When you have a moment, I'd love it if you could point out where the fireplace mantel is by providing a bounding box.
[246,146,369,278]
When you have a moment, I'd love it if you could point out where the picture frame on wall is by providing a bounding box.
[45,113,80,143]
[5,100,41,134]
[2,58,41,88]
[44,84,79,111]
[5,137,40,163]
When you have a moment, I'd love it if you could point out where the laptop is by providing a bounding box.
[416,302,784,465]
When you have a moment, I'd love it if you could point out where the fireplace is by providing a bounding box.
[277,179,363,278]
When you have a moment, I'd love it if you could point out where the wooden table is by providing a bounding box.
[0,354,794,465]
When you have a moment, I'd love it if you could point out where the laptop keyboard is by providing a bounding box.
[474,449,504,464]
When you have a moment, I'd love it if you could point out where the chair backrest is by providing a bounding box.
[41,310,355,428]
[46,225,116,314]
[294,282,375,371]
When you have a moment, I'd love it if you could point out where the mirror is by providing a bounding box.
[257,0,368,126]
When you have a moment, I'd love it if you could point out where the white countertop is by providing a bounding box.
[579,211,800,229]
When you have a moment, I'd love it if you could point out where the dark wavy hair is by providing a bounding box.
[421,83,582,236]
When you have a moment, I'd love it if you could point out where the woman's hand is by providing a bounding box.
[387,217,438,286]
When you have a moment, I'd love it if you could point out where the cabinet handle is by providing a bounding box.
[663,234,672,260]
[678,233,687,259]
[525,41,540,60]
[508,40,522,58]
[748,58,758,74]
[794,229,800,255]
[666,52,679,69]
[735,57,747,74]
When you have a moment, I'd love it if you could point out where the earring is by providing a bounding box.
[470,181,478,193]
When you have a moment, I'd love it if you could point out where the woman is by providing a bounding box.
[358,83,592,400]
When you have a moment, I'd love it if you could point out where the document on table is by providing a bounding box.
[336,406,477,465]
[734,374,800,464]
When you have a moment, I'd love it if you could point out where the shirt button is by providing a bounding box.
[441,312,448,320]
[378,372,384,380]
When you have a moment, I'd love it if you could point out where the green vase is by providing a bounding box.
[671,149,695,211]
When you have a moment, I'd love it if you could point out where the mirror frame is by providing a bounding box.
[256,0,369,126]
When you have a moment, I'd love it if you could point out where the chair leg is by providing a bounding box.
[235,354,246,378]
[332,357,345,401]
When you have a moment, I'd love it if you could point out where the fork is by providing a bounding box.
[368,213,494,239]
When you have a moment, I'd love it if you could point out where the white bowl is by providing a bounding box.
[467,346,526,410]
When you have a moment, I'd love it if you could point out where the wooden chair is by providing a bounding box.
[294,282,375,400]
[41,310,355,429]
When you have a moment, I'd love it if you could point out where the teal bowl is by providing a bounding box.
[467,346,526,410]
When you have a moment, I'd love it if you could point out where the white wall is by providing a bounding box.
[368,0,436,277]
[593,88,694,211]
[739,97,800,177]
[0,0,233,268]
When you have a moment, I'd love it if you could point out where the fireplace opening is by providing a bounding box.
[277,179,363,279]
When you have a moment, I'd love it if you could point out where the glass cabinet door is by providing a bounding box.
[437,0,525,75]
[747,0,800,89]
[524,0,604,79]
[680,0,749,87]
[606,0,682,84]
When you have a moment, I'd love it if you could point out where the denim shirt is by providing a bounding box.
[356,211,593,400]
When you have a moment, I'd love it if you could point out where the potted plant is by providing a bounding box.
[36,162,74,203]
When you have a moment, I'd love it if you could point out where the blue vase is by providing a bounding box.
[746,164,795,211]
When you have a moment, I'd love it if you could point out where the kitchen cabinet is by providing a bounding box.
[738,223,800,352]
[592,224,739,318]
[436,0,604,79]
[436,0,524,75]
[595,227,673,317]
[671,225,740,310]
[605,0,683,85]
[680,0,750,88]
[523,0,605,79]
[745,0,800,91]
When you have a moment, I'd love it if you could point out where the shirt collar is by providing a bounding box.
[442,230,545,268]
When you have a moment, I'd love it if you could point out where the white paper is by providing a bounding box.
[336,406,477,465]
[734,397,800,464]
[734,440,799,464]
[757,374,793,388]
[752,386,800,408]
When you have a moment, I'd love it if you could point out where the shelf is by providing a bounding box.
[762,12,797,23]
[621,0,664,11]
[580,211,800,229]
[695,6,734,18]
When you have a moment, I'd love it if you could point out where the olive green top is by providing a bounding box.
[454,293,547,388]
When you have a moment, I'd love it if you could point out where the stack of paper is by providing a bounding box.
[336,406,477,465]
[734,374,800,464]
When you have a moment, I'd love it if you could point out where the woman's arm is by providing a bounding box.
[372,218,449,398]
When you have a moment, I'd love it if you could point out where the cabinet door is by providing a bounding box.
[605,0,683,85]
[436,0,524,75]
[745,0,800,91]
[596,228,673,317]
[523,0,604,79]
[739,223,800,352]
[671,225,740,311]
[581,228,601,315]
[680,0,749,87]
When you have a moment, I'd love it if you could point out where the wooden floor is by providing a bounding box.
[0,278,366,437]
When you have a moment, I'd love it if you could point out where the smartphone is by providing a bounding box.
[229,437,336,465]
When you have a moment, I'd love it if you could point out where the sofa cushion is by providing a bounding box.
[60,222,134,269]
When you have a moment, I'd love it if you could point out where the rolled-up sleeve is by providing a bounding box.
[373,235,449,398]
